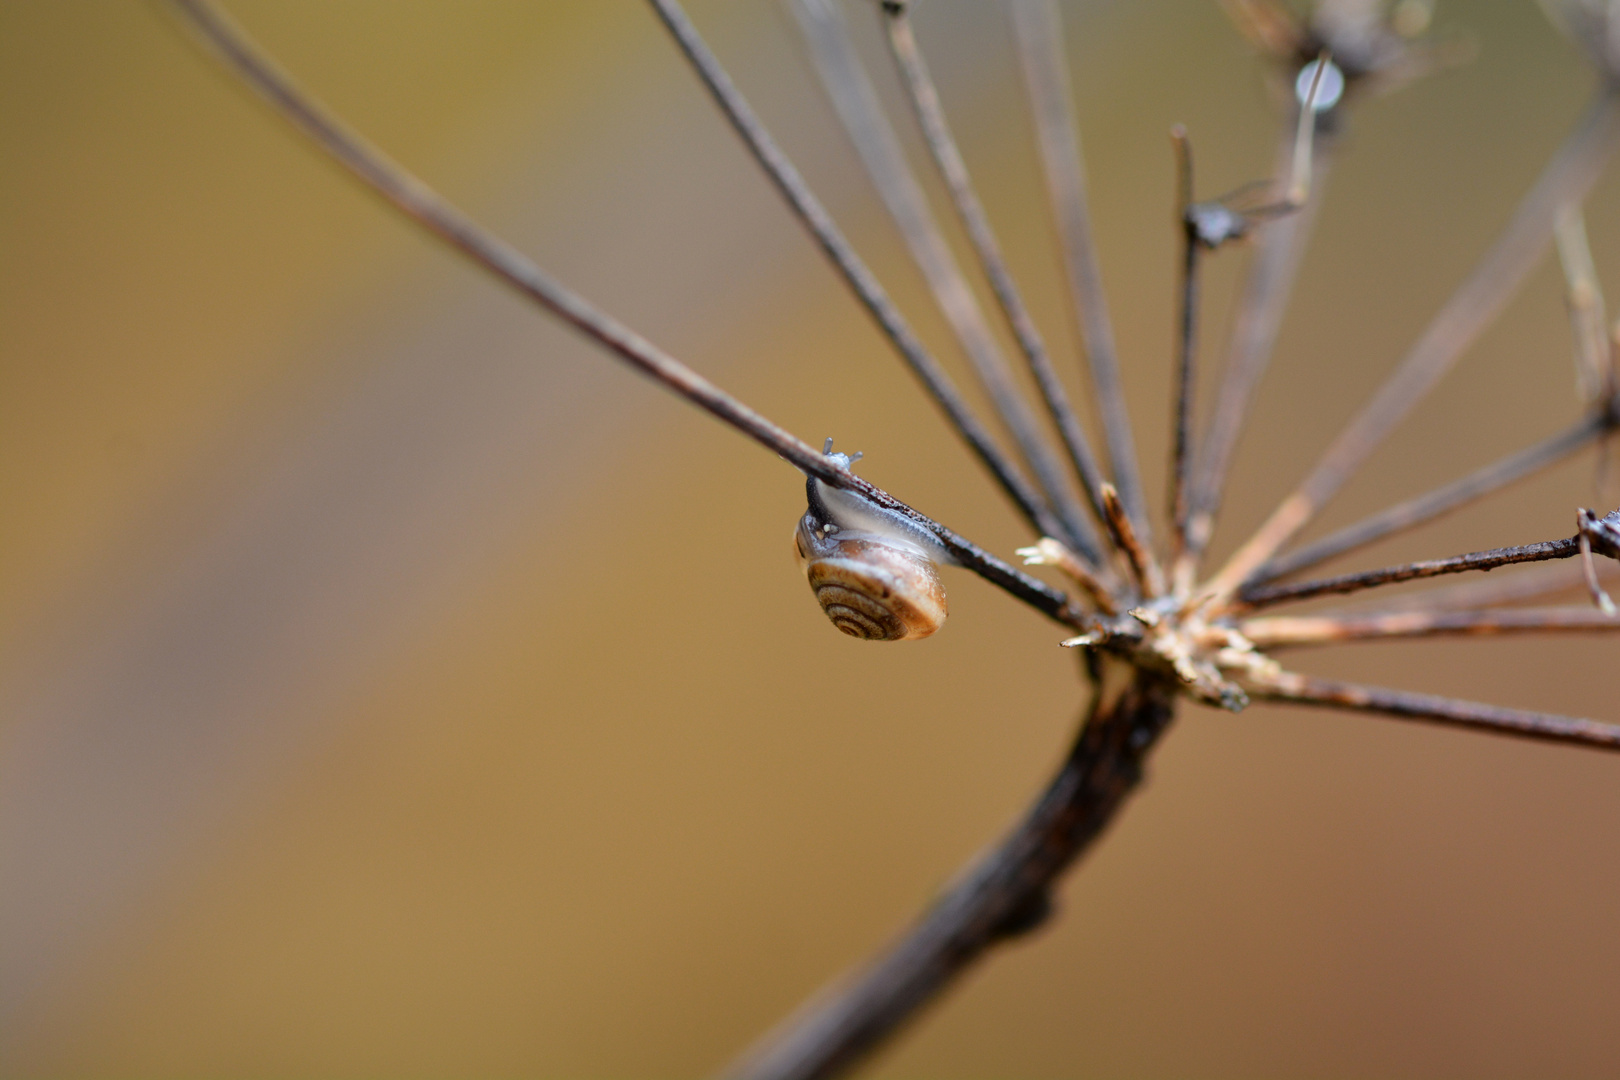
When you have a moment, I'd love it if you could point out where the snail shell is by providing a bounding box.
[793,446,952,641]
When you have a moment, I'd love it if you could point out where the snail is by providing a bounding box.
[793,440,953,641]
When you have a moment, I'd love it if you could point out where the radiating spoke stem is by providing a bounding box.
[1185,118,1332,564]
[649,0,1081,555]
[1204,89,1620,603]
[1019,538,1119,614]
[879,4,1120,542]
[1553,203,1616,403]
[1253,408,1615,584]
[1250,672,1620,751]
[1241,605,1620,648]
[785,0,1101,560]
[1237,535,1582,610]
[1101,483,1163,597]
[1008,0,1147,536]
[1170,128,1201,581]
[1336,559,1610,613]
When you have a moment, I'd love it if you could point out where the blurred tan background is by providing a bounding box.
[3,1,1620,1076]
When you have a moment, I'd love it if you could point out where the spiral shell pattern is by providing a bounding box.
[795,533,947,641]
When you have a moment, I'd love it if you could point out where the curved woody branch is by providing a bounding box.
[721,661,1174,1080]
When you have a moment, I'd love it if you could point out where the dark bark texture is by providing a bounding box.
[722,660,1176,1080]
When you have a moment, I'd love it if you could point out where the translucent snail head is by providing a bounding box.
[793,441,952,642]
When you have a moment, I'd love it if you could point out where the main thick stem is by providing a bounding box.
[720,660,1176,1080]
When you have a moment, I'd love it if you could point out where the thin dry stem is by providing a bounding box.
[1250,672,1620,751]
[1282,56,1328,207]
[1007,0,1148,536]
[785,0,1101,560]
[1337,558,1610,612]
[879,5,1120,542]
[1172,68,1326,583]
[1252,408,1614,584]
[1176,47,1336,576]
[1237,535,1582,610]
[1184,119,1332,566]
[1170,128,1201,577]
[1019,538,1118,614]
[1101,483,1164,597]
[1577,506,1620,613]
[1240,604,1620,648]
[649,0,1076,552]
[167,0,1076,623]
[1554,202,1615,402]
[1203,88,1620,603]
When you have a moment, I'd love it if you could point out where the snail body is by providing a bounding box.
[794,445,952,641]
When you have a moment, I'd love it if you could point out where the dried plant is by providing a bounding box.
[162,0,1620,1076]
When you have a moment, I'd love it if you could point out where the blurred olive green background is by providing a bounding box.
[4,1,1620,1076]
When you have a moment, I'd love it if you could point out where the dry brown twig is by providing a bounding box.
[163,0,1620,1076]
